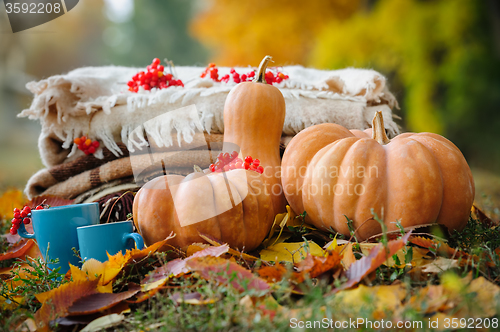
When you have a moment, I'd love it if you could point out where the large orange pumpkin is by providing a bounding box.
[281,111,475,240]
[223,55,287,214]
[133,169,273,250]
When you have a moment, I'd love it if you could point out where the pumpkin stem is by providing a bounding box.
[372,111,390,145]
[253,55,273,84]
[193,165,203,173]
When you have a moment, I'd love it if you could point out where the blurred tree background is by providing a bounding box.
[1,0,499,205]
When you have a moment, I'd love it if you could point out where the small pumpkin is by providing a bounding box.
[281,111,475,240]
[223,55,287,214]
[133,168,273,251]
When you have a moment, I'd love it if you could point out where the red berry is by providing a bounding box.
[36,205,44,210]
[230,68,235,74]
[209,164,215,172]
[10,227,16,235]
[92,141,100,148]
[142,84,150,90]
[241,74,247,81]
[231,151,238,159]
[257,166,264,174]
[20,211,27,218]
[127,81,135,87]
[23,217,31,224]
[223,165,230,172]
[252,159,260,167]
[88,146,96,154]
[235,161,243,169]
[150,81,158,87]
[223,153,230,163]
[244,162,250,170]
[248,71,255,77]
[14,212,20,219]
[152,58,160,66]
[244,156,253,163]
[158,65,164,72]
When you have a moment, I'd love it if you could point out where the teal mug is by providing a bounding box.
[77,221,145,263]
[17,203,100,274]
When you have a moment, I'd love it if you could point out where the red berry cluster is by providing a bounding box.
[74,136,100,155]
[220,68,255,84]
[209,151,264,174]
[200,63,289,85]
[10,204,47,235]
[127,58,184,93]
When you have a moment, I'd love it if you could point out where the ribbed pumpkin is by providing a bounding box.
[223,55,287,215]
[133,169,273,250]
[281,111,475,240]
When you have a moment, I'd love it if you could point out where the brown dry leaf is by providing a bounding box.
[471,204,497,227]
[170,292,219,305]
[155,244,230,279]
[462,276,500,317]
[334,231,412,292]
[186,256,270,293]
[295,252,342,282]
[257,252,342,284]
[198,233,259,261]
[67,286,140,316]
[0,239,35,262]
[34,279,99,328]
[186,243,211,256]
[409,236,458,258]
[257,264,288,283]
[341,243,356,270]
[0,189,25,219]
[420,257,459,274]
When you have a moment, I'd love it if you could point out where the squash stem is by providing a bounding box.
[253,55,273,84]
[372,111,390,145]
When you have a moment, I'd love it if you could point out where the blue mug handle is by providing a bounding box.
[17,223,35,239]
[123,233,145,250]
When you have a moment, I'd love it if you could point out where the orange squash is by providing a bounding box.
[133,169,273,251]
[223,55,287,214]
[281,111,475,240]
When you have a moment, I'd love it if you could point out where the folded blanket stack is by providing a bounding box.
[20,64,401,222]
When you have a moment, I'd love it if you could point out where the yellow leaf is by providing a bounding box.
[0,189,25,219]
[70,262,112,293]
[260,241,324,263]
[341,243,356,270]
[337,284,406,315]
[141,277,168,292]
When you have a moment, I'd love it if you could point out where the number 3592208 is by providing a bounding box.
[5,2,62,14]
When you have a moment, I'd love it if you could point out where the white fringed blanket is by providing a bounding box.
[19,65,400,169]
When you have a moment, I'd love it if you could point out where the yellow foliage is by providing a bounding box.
[190,0,361,66]
[0,189,25,220]
[191,0,479,133]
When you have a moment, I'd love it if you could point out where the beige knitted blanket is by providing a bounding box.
[19,65,400,170]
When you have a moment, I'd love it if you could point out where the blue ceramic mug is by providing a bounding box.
[18,203,100,274]
[77,221,145,263]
